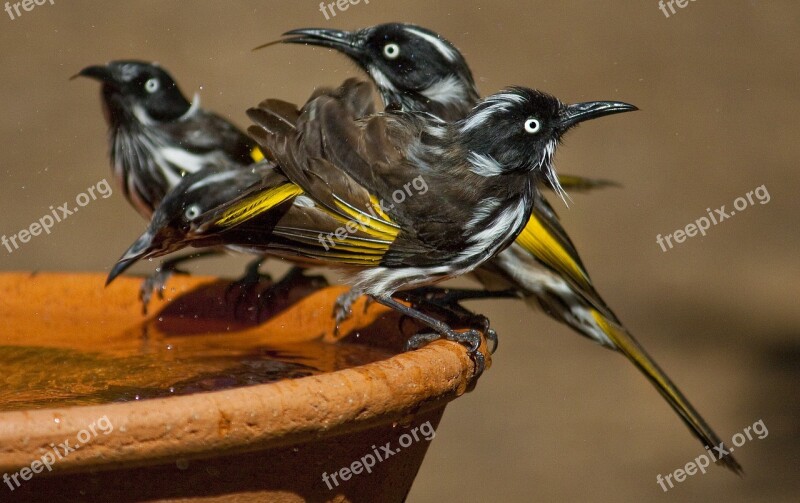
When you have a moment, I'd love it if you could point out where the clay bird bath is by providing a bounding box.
[0,272,489,502]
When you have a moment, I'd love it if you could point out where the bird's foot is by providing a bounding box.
[406,328,486,376]
[139,265,189,315]
[333,289,365,335]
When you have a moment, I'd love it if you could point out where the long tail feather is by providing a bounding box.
[592,312,743,475]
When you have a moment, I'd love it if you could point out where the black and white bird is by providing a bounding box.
[76,61,263,218]
[108,80,636,373]
[76,61,268,307]
[274,23,742,473]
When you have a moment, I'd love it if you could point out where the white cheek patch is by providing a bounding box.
[369,68,397,92]
[180,93,201,120]
[420,75,466,106]
[404,27,459,62]
[132,104,155,126]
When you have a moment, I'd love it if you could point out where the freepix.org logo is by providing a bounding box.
[1,178,113,255]
[656,184,770,252]
[4,0,55,21]
[3,415,114,492]
[317,175,428,251]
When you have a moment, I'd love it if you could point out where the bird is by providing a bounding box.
[108,79,637,374]
[106,80,381,291]
[75,60,263,218]
[263,25,618,194]
[270,23,742,473]
[75,60,269,308]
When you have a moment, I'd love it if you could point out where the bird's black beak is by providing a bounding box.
[106,231,158,286]
[559,101,638,130]
[267,28,364,59]
[71,64,115,84]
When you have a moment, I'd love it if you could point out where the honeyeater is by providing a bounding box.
[271,23,742,474]
[76,61,270,307]
[108,78,636,375]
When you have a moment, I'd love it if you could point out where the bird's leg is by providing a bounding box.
[225,256,272,311]
[397,290,499,354]
[333,289,365,335]
[372,295,489,376]
[139,250,221,314]
[409,286,520,306]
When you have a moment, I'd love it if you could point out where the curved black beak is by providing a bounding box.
[257,28,363,59]
[559,101,638,130]
[71,64,115,83]
[106,231,157,286]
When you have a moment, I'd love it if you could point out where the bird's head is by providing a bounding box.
[459,87,637,196]
[74,60,193,125]
[277,23,477,118]
[105,164,257,285]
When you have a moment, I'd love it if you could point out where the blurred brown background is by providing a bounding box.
[1,0,798,501]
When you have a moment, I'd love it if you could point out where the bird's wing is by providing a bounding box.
[515,196,593,290]
[163,111,264,165]
[194,82,417,265]
[256,81,458,264]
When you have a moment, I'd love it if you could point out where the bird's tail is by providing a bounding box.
[590,310,743,475]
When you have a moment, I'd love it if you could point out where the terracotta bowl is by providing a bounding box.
[0,272,489,502]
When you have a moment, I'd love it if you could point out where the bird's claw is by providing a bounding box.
[333,290,362,335]
[138,266,189,315]
[405,328,486,376]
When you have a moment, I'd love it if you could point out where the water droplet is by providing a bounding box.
[176,458,189,470]
[166,344,173,350]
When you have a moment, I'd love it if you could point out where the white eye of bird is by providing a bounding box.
[145,78,160,93]
[383,43,400,60]
[524,118,541,134]
[184,204,201,221]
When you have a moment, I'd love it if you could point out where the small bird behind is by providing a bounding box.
[75,60,262,218]
[76,60,268,308]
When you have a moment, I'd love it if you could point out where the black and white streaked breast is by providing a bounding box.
[109,105,225,219]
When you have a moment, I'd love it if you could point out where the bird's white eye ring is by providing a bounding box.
[184,204,201,221]
[383,43,400,60]
[145,78,160,93]
[524,118,541,134]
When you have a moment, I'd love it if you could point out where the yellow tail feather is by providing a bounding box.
[591,310,743,475]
